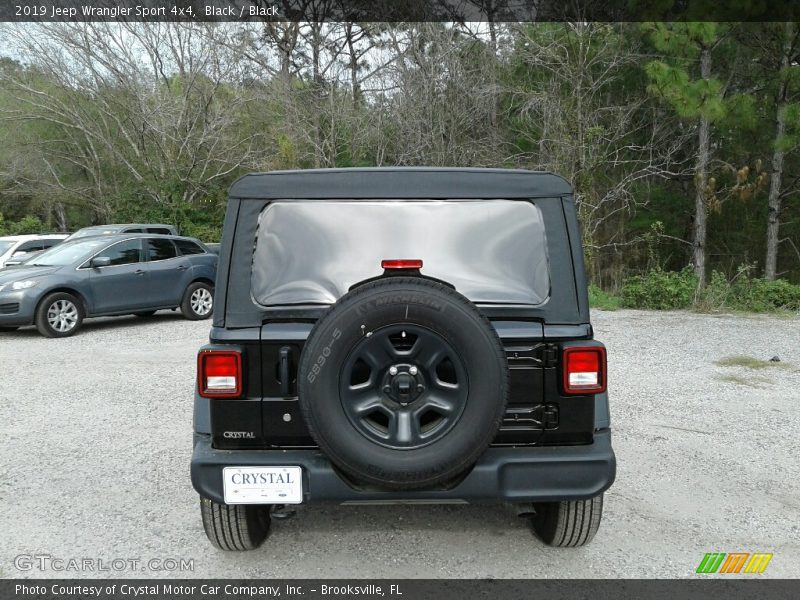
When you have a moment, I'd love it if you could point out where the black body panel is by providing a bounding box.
[208,320,596,450]
[228,167,572,199]
[192,430,616,505]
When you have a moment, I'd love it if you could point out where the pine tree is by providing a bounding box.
[644,23,729,288]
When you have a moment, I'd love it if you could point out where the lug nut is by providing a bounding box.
[383,385,391,394]
[409,366,418,375]
[389,366,398,376]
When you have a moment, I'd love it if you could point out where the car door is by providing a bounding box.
[87,238,151,313]
[144,238,188,307]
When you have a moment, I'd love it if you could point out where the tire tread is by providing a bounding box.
[531,494,603,547]
[200,497,269,551]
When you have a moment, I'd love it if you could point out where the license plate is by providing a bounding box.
[222,466,303,504]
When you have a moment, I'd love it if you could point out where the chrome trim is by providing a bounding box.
[145,256,181,264]
[73,236,203,270]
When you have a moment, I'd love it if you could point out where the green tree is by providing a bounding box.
[644,23,740,288]
[761,22,800,280]
[508,23,687,285]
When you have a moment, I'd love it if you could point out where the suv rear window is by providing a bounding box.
[251,200,550,306]
[15,241,42,252]
[147,238,177,261]
[175,239,205,255]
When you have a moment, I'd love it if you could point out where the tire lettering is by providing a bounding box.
[357,295,445,316]
[306,328,342,384]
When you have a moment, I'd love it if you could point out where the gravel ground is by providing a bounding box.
[1,309,799,579]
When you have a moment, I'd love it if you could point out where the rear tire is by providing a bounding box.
[200,497,271,551]
[530,494,604,547]
[35,292,84,338]
[181,282,214,320]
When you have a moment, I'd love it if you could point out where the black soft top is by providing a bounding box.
[217,167,589,328]
[229,167,572,199]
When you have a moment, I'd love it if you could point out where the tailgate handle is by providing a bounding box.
[279,346,292,396]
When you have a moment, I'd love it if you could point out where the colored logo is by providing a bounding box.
[696,552,773,574]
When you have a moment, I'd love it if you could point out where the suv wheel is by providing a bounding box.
[35,292,84,338]
[200,497,270,551]
[181,282,214,320]
[530,495,604,547]
[298,277,508,490]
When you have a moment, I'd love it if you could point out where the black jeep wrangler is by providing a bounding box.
[191,168,615,550]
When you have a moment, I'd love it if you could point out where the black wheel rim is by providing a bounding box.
[339,324,469,450]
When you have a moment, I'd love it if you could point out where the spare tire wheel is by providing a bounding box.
[297,277,508,490]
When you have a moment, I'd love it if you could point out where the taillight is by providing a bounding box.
[381,259,423,270]
[562,346,606,394]
[198,350,242,398]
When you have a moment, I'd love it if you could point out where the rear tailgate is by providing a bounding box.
[206,319,597,449]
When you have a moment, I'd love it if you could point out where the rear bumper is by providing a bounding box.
[191,429,616,504]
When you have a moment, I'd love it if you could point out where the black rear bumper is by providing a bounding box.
[191,429,615,504]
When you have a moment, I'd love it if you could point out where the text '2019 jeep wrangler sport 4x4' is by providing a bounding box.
[191,168,616,550]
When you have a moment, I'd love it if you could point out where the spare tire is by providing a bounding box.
[298,277,508,490]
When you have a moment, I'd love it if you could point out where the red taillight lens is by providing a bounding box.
[381,259,423,270]
[198,350,242,398]
[563,346,606,394]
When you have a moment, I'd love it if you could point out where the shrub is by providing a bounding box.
[620,265,800,313]
[8,215,45,234]
[732,277,800,312]
[698,270,733,312]
[182,223,222,243]
[588,284,622,310]
[621,267,697,309]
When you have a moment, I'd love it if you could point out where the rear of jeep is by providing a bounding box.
[191,168,615,551]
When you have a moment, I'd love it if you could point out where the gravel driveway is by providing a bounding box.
[1,309,798,578]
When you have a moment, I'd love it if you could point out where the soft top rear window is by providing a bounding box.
[251,200,550,306]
